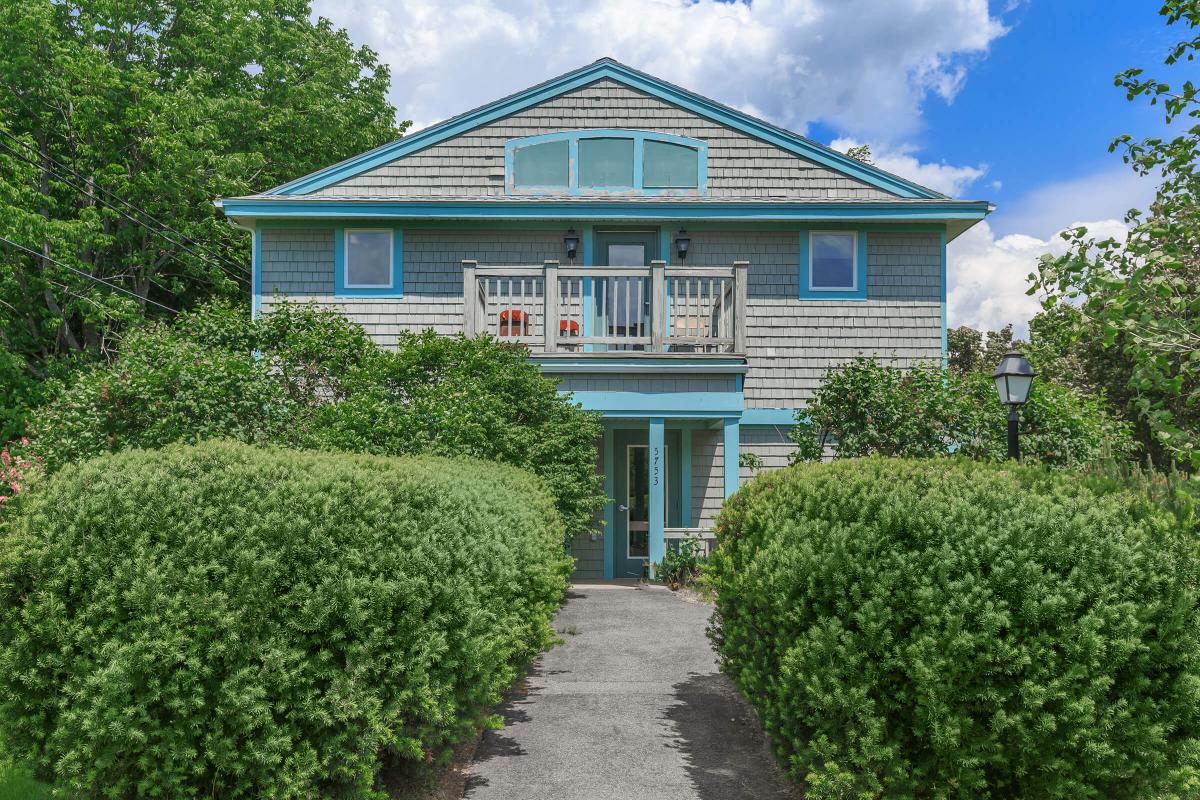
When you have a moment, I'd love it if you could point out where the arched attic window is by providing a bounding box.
[505,130,707,196]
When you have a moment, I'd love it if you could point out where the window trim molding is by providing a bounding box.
[799,229,868,300]
[504,129,707,197]
[334,226,404,297]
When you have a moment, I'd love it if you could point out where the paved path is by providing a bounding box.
[463,583,796,800]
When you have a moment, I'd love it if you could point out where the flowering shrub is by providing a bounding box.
[0,439,40,526]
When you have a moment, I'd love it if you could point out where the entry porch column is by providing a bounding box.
[723,416,740,498]
[648,417,666,570]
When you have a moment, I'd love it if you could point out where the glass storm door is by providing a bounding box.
[620,444,666,578]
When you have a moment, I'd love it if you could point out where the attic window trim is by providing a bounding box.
[504,129,707,197]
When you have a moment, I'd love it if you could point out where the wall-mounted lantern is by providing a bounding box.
[564,228,580,261]
[674,229,691,261]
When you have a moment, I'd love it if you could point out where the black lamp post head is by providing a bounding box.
[563,228,580,260]
[674,228,690,261]
[993,349,1037,406]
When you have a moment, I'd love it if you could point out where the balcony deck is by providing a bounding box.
[462,259,748,355]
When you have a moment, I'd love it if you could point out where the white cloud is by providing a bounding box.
[948,217,1130,337]
[829,138,987,197]
[312,0,1006,140]
[990,167,1155,239]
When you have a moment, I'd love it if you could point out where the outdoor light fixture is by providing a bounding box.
[993,349,1036,460]
[563,228,580,261]
[674,229,691,261]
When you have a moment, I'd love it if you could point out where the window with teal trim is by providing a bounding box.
[335,227,404,297]
[799,230,867,300]
[504,130,706,196]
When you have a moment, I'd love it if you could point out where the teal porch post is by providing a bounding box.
[602,427,615,580]
[649,417,666,570]
[723,417,740,498]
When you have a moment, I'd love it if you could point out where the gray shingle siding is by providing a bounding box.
[259,227,942,406]
[739,426,796,481]
[690,429,725,528]
[688,230,942,406]
[259,227,561,347]
[309,80,896,201]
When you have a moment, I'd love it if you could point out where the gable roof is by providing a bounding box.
[268,58,948,200]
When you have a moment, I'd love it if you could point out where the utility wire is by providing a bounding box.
[0,235,178,314]
[0,137,250,288]
[0,127,250,278]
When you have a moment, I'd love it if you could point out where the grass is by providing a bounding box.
[0,742,51,800]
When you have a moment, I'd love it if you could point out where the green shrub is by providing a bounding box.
[29,302,605,538]
[790,358,1135,468]
[708,458,1200,799]
[0,441,571,799]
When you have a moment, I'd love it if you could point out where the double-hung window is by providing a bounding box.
[336,228,402,296]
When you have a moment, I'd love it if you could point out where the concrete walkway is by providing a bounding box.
[463,583,796,800]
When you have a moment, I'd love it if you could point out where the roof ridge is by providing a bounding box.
[262,59,952,200]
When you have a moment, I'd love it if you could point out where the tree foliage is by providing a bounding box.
[0,0,404,436]
[946,323,1015,376]
[1031,1,1200,468]
[790,357,1135,468]
[29,302,606,538]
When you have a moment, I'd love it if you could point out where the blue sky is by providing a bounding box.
[310,0,1177,333]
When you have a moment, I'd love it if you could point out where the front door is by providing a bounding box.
[594,231,658,350]
[612,428,681,579]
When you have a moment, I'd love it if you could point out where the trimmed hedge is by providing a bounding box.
[0,441,571,799]
[708,458,1200,799]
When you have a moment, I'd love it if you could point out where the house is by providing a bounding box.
[218,58,991,580]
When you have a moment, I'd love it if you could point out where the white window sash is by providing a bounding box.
[808,231,857,292]
[344,229,394,289]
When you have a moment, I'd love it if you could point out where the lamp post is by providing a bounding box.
[993,350,1036,460]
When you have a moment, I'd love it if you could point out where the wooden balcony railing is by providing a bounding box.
[462,259,748,354]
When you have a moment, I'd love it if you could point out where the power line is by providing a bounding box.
[0,235,178,314]
[0,136,250,288]
[0,128,250,279]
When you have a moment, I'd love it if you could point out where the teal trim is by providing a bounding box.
[602,427,615,580]
[568,390,744,416]
[723,417,740,498]
[741,408,798,426]
[333,226,404,297]
[582,224,594,349]
[251,224,262,320]
[266,59,945,199]
[532,356,747,374]
[939,227,948,366]
[649,417,666,568]
[800,229,869,300]
[222,199,991,222]
[680,428,693,527]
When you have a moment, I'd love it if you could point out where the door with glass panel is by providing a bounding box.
[594,231,657,350]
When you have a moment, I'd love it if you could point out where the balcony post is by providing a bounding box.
[543,259,559,353]
[733,260,749,354]
[462,260,478,337]
[650,259,667,353]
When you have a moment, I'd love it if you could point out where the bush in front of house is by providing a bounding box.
[789,357,1135,467]
[0,441,571,799]
[29,301,605,538]
[707,458,1200,799]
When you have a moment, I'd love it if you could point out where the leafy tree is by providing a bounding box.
[29,302,606,538]
[845,143,873,164]
[790,357,1135,468]
[0,0,405,436]
[947,323,1016,376]
[1031,1,1200,468]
